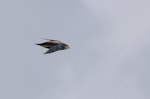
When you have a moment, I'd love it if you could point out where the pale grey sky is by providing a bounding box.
[0,0,150,99]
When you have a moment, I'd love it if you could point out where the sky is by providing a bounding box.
[0,0,150,99]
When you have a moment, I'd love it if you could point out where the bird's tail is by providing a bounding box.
[35,43,42,46]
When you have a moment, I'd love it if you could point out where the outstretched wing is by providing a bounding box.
[44,44,63,54]
[41,38,56,41]
[42,38,63,43]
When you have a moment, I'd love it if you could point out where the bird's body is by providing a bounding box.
[36,39,69,54]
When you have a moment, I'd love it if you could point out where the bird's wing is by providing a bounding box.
[44,44,63,54]
[50,40,63,44]
[41,38,61,42]
[41,38,64,44]
[41,38,55,41]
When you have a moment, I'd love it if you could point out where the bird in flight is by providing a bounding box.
[36,39,70,54]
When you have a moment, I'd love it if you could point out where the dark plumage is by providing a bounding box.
[36,39,69,54]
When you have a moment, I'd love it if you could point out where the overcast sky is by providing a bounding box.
[0,0,150,99]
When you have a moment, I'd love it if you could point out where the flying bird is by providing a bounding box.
[36,39,70,54]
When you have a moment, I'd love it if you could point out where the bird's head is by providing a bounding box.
[63,44,70,49]
[65,45,70,49]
